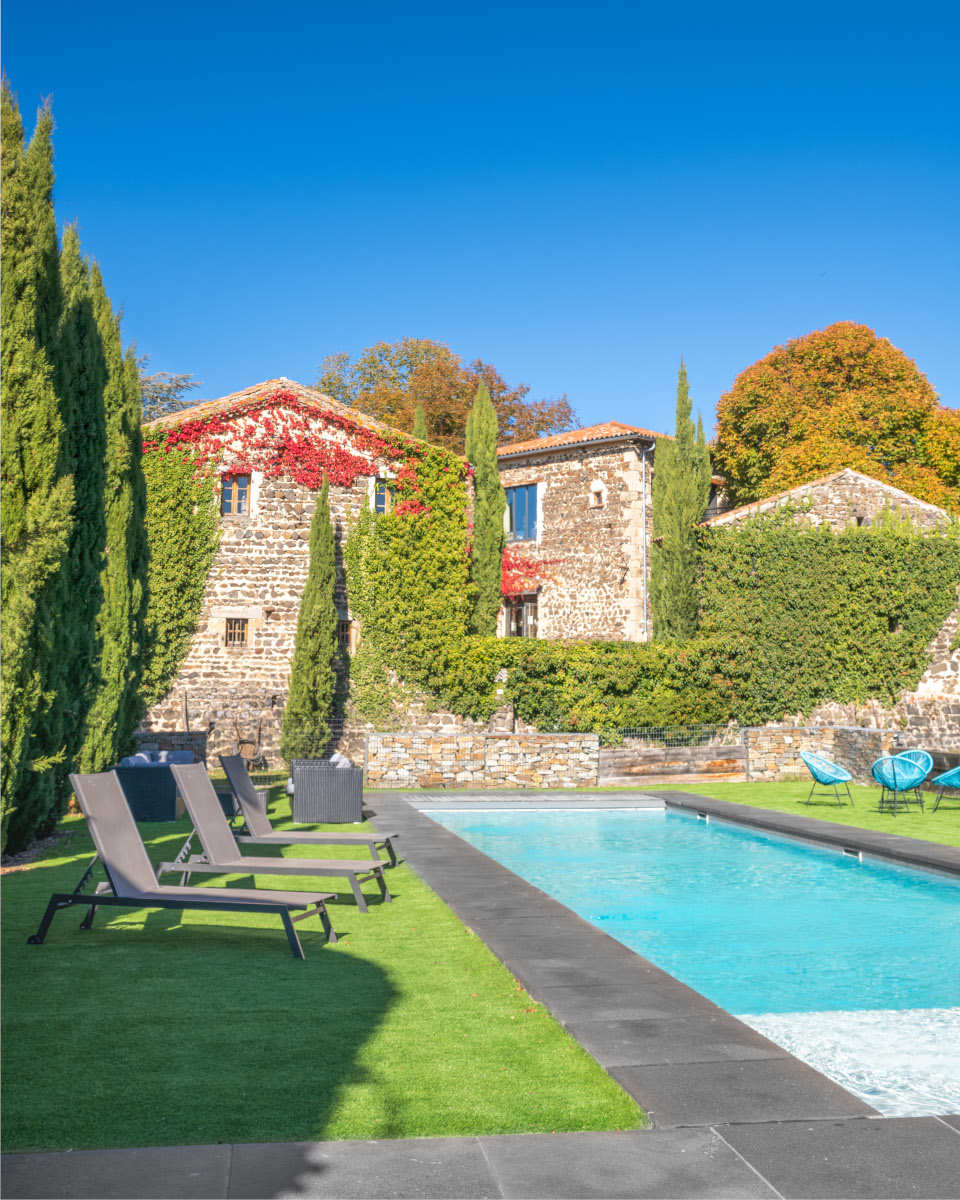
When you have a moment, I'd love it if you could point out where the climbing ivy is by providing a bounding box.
[446,511,960,732]
[140,437,219,707]
[344,443,477,718]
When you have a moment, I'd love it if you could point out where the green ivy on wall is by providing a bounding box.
[344,443,478,719]
[140,438,220,707]
[448,511,960,733]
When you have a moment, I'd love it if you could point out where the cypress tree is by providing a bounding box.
[650,360,712,642]
[78,274,149,771]
[0,86,74,851]
[412,403,429,441]
[465,382,506,635]
[280,478,338,760]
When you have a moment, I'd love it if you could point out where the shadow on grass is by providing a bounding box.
[2,832,398,1156]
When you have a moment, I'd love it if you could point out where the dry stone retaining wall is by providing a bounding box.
[365,733,600,790]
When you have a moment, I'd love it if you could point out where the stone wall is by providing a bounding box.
[497,439,655,641]
[365,732,600,789]
[133,729,208,766]
[707,468,951,532]
[743,725,910,783]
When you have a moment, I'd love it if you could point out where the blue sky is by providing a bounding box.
[4,0,958,436]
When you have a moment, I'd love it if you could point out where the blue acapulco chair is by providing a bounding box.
[894,749,933,806]
[871,755,927,816]
[931,764,960,813]
[799,751,854,807]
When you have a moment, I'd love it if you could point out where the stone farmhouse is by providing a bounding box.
[141,379,423,760]
[140,380,957,763]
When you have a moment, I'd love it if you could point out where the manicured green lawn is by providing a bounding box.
[658,781,960,849]
[1,791,641,1153]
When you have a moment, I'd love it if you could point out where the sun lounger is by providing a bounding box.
[27,773,338,959]
[219,754,400,867]
[163,764,392,912]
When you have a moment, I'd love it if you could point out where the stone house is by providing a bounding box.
[140,378,424,762]
[495,421,728,642]
[703,467,959,747]
[702,467,952,532]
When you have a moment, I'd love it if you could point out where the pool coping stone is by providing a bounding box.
[656,791,960,876]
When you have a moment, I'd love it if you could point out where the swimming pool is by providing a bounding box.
[425,806,960,1116]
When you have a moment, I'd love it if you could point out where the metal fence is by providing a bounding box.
[598,724,743,749]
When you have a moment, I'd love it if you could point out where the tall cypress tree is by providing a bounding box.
[280,477,338,760]
[465,382,506,635]
[78,272,149,771]
[0,86,74,851]
[650,360,712,642]
[412,403,429,441]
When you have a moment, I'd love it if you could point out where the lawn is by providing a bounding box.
[658,780,960,849]
[1,789,642,1154]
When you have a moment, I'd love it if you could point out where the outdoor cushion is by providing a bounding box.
[130,752,153,765]
[162,750,194,764]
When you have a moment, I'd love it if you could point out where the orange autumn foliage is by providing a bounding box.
[713,322,959,514]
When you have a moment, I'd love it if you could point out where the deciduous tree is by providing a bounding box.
[317,337,577,452]
[650,361,711,642]
[713,322,959,513]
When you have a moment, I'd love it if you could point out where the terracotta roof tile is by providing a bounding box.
[498,420,668,457]
[143,378,395,434]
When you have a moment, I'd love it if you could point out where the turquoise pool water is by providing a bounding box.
[425,807,960,1114]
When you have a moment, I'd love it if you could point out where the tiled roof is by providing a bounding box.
[703,468,948,526]
[143,378,394,434]
[498,420,668,458]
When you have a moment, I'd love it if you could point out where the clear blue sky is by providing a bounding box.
[4,0,958,436]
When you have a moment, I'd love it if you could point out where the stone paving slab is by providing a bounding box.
[0,1144,231,1199]
[715,1117,960,1199]
[562,1015,792,1068]
[609,1059,875,1127]
[478,1128,778,1199]
[227,1136,499,1199]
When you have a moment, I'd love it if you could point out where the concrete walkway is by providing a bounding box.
[5,790,960,1199]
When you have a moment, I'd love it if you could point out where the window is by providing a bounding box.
[589,481,605,508]
[505,484,538,542]
[337,619,352,653]
[225,617,248,647]
[374,480,393,515]
[504,594,538,638]
[221,474,250,516]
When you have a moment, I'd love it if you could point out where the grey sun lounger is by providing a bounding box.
[27,772,338,959]
[162,764,393,913]
[219,754,401,867]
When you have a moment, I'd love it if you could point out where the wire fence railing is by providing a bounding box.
[598,724,743,749]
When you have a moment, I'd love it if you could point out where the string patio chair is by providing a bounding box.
[894,749,933,806]
[799,751,854,807]
[931,765,960,813]
[871,755,927,816]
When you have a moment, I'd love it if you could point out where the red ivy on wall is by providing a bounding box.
[142,389,426,491]
[501,547,565,596]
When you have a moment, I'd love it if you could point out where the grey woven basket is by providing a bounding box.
[291,762,364,823]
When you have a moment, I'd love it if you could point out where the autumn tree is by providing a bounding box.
[317,337,577,453]
[650,362,712,641]
[713,322,959,513]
